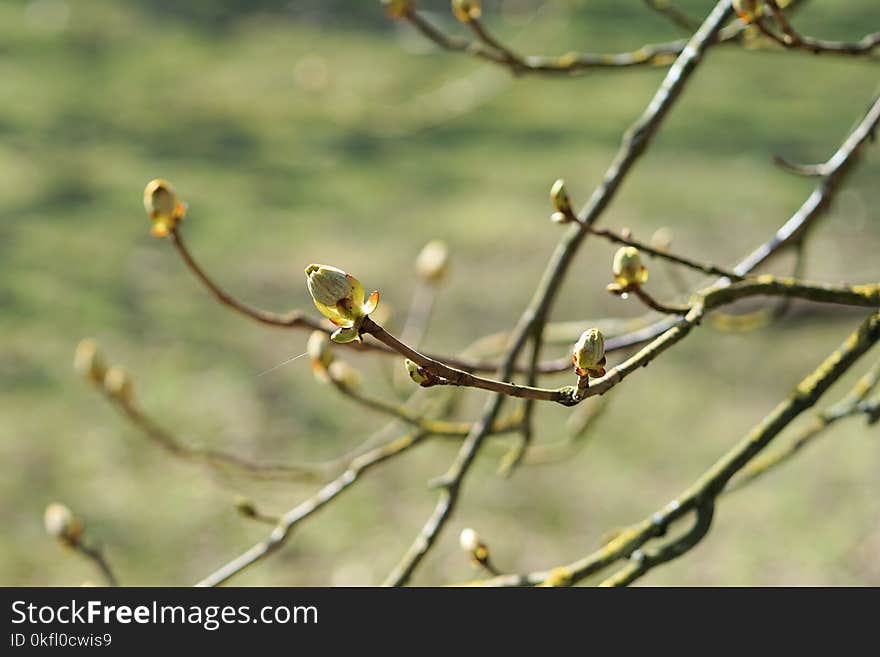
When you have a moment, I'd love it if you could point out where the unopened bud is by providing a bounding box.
[612,246,648,288]
[572,328,606,378]
[459,527,489,562]
[733,0,763,22]
[550,211,571,225]
[328,361,362,390]
[650,227,673,251]
[451,0,481,23]
[74,339,106,384]
[415,240,450,284]
[44,503,84,546]
[305,264,379,340]
[307,330,334,370]
[404,359,430,386]
[550,179,571,215]
[103,366,133,403]
[143,179,186,238]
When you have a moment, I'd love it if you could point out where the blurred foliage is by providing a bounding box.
[1,0,879,586]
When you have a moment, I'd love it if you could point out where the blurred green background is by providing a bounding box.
[2,0,879,586]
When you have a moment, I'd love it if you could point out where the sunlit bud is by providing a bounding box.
[307,330,334,370]
[451,0,481,23]
[143,179,186,238]
[404,359,430,386]
[612,246,648,288]
[305,265,379,337]
[103,366,133,403]
[74,339,106,384]
[733,0,763,22]
[44,503,84,546]
[382,0,414,19]
[550,179,571,215]
[459,527,489,562]
[572,328,606,378]
[550,211,571,225]
[328,361,362,390]
[415,240,450,284]
[233,496,258,518]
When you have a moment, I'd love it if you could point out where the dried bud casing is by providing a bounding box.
[451,0,481,23]
[44,503,84,545]
[74,339,106,384]
[612,246,648,288]
[573,328,606,377]
[415,240,450,283]
[143,179,186,238]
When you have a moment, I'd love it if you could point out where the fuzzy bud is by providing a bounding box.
[415,240,450,284]
[143,179,186,238]
[573,328,606,378]
[550,211,571,225]
[612,246,648,288]
[44,503,84,546]
[74,339,106,384]
[451,0,481,23]
[103,366,133,403]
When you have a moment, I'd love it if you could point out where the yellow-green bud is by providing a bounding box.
[733,0,762,22]
[74,339,106,384]
[103,366,133,403]
[305,264,379,331]
[143,178,186,238]
[550,179,571,214]
[328,361,362,389]
[612,246,648,288]
[404,359,430,385]
[415,240,450,283]
[382,0,413,19]
[44,503,84,545]
[573,328,605,377]
[307,330,334,369]
[451,0,481,23]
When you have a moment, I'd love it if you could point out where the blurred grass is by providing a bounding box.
[1,0,879,586]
